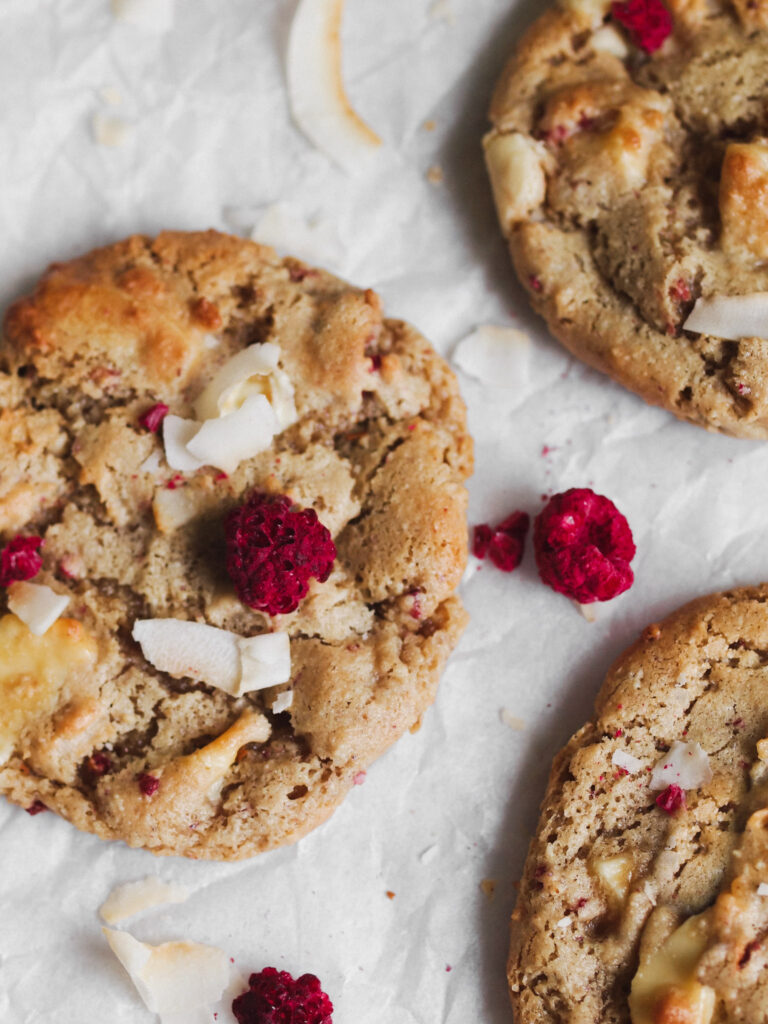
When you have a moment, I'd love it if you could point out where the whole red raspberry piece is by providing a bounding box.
[473,511,530,572]
[232,967,333,1024]
[656,784,686,814]
[225,493,336,616]
[533,488,635,604]
[611,0,673,53]
[0,535,43,587]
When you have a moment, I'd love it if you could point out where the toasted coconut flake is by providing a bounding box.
[452,325,531,390]
[162,416,205,473]
[287,0,382,174]
[649,741,713,791]
[111,0,175,33]
[100,878,190,925]
[185,395,279,474]
[684,293,768,341]
[7,582,69,636]
[612,749,643,774]
[194,343,297,429]
[102,927,229,1024]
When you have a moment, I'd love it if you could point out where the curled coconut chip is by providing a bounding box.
[452,325,531,391]
[100,878,190,925]
[185,395,279,475]
[649,740,713,791]
[132,619,291,698]
[103,927,229,1024]
[612,749,644,775]
[194,343,297,430]
[287,0,382,174]
[7,581,69,636]
[683,293,768,341]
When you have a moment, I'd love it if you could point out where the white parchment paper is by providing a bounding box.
[3,1,768,1022]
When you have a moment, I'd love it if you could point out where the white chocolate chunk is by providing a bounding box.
[483,133,547,233]
[7,582,69,636]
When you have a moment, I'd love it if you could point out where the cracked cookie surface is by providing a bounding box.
[486,0,768,438]
[0,230,472,860]
[509,585,768,1023]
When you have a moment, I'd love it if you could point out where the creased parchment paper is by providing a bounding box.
[3,1,768,1022]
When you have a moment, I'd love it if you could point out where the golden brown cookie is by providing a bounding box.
[486,0,768,438]
[0,230,472,859]
[509,585,768,1023]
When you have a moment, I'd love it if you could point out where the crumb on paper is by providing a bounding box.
[99,85,123,106]
[427,164,444,185]
[102,927,230,1024]
[99,877,190,925]
[92,112,131,148]
[452,324,531,391]
[480,878,496,900]
[500,708,526,731]
[111,0,175,33]
[423,119,437,132]
[430,0,454,22]
[419,844,438,864]
[386,890,396,900]
[577,601,598,622]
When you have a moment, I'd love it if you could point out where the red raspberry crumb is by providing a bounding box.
[472,511,529,573]
[138,773,160,797]
[656,784,686,814]
[225,492,336,616]
[232,967,333,1024]
[25,800,47,815]
[0,535,43,587]
[669,278,691,303]
[85,751,113,777]
[369,354,383,372]
[533,488,635,604]
[166,474,186,490]
[137,402,169,433]
[529,275,543,292]
[611,0,673,53]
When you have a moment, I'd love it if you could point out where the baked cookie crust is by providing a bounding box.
[509,585,768,1023]
[0,230,472,860]
[486,0,768,438]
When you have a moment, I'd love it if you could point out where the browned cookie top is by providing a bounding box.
[509,585,768,1024]
[486,0,768,438]
[0,230,472,860]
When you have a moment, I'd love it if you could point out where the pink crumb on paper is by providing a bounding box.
[353,771,367,786]
[445,965,453,973]
[472,510,529,573]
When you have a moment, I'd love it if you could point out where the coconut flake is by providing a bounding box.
[287,0,382,174]
[271,689,294,715]
[236,633,292,696]
[132,619,292,698]
[92,112,131,148]
[140,450,163,477]
[612,749,644,775]
[452,325,531,391]
[555,916,572,929]
[185,395,279,475]
[683,293,768,341]
[194,343,297,429]
[100,878,190,925]
[7,582,69,636]
[111,0,175,33]
[102,927,229,1024]
[649,741,713,791]
[162,416,206,473]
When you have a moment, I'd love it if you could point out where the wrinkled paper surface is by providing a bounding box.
[3,1,768,1021]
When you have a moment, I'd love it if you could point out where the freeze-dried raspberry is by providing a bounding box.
[656,784,686,814]
[473,511,529,573]
[225,493,336,616]
[83,751,113,780]
[232,967,333,1024]
[0,535,43,587]
[25,800,48,815]
[611,0,673,53]
[138,773,160,797]
[137,402,169,433]
[533,488,635,603]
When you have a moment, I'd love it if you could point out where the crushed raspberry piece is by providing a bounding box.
[137,402,169,433]
[472,511,529,573]
[669,278,691,303]
[25,800,47,815]
[529,274,543,292]
[138,773,160,797]
[232,967,333,1024]
[656,784,686,814]
[225,492,336,616]
[85,751,113,778]
[0,535,43,587]
[533,488,635,604]
[369,353,383,372]
[166,474,186,490]
[611,0,673,53]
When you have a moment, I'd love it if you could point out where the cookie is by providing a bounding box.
[485,0,768,438]
[0,230,472,860]
[508,585,768,1023]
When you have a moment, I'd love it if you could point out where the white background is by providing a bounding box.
[1,1,766,1021]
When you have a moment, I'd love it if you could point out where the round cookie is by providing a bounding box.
[508,585,768,1023]
[0,230,472,860]
[486,0,768,438]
